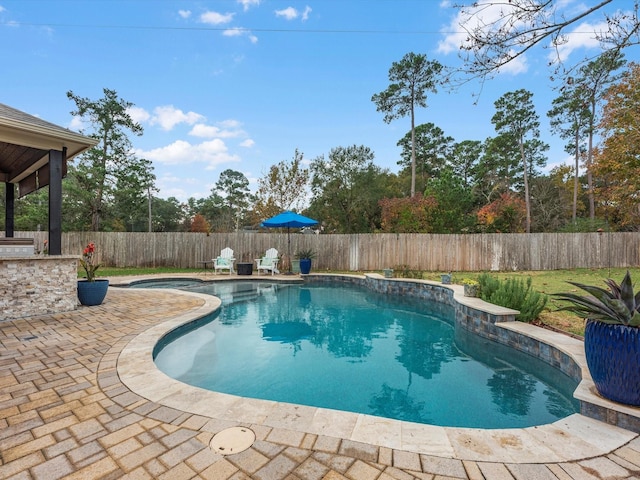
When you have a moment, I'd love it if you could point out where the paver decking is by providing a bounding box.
[1,280,640,479]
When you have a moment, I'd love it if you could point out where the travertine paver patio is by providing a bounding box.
[1,278,640,479]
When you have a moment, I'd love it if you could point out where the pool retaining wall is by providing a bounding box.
[306,273,640,433]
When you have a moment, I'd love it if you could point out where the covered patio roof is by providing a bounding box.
[0,103,97,196]
[0,103,98,254]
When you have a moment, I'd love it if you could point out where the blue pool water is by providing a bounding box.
[144,280,579,429]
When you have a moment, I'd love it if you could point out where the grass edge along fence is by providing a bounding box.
[8,231,640,272]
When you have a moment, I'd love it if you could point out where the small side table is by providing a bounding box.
[236,262,253,275]
[198,260,214,274]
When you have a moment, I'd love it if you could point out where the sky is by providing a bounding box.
[1,0,638,203]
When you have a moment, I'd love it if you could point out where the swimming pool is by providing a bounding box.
[144,280,579,429]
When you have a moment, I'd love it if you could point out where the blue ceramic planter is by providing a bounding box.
[77,279,109,306]
[299,258,312,274]
[585,320,640,406]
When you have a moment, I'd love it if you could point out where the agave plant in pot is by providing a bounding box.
[295,249,316,275]
[77,242,109,306]
[554,271,640,406]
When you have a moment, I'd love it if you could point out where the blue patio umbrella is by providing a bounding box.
[261,211,319,272]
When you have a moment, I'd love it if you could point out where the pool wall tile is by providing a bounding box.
[305,274,640,433]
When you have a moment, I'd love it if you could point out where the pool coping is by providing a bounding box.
[114,274,640,463]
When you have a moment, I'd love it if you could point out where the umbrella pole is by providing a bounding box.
[287,227,292,274]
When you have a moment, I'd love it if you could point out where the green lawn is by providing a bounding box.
[425,267,640,337]
[90,266,640,338]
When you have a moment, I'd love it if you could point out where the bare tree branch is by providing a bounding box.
[451,0,639,82]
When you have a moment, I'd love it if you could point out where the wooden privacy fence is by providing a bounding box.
[10,231,640,272]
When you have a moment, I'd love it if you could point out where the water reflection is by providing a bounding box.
[369,383,430,424]
[455,326,579,421]
[147,280,579,428]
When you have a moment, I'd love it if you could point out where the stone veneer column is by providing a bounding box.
[0,256,79,320]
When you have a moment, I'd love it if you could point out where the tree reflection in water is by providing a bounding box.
[369,383,431,424]
[150,280,579,428]
[487,368,537,416]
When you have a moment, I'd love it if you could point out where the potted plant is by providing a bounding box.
[295,249,316,275]
[291,258,301,274]
[462,278,479,297]
[77,242,109,306]
[554,271,640,406]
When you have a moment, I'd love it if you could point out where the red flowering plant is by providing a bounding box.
[80,242,101,282]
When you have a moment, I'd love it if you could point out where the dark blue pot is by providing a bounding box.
[299,258,312,274]
[585,320,640,406]
[77,279,109,306]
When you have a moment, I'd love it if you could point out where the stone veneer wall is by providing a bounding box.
[0,256,79,321]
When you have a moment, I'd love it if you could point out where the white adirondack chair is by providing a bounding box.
[255,248,280,275]
[213,247,236,275]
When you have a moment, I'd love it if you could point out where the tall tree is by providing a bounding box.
[372,53,444,197]
[477,192,527,233]
[452,0,639,81]
[529,174,572,232]
[450,140,483,188]
[396,122,454,192]
[308,145,389,233]
[566,51,625,219]
[548,82,591,222]
[379,194,439,233]
[423,167,475,233]
[214,169,253,231]
[112,157,156,231]
[254,149,310,220]
[66,88,148,231]
[491,89,548,233]
[475,135,518,203]
[151,196,186,232]
[592,62,640,230]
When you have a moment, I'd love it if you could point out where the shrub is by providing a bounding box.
[478,274,548,323]
[477,273,500,299]
[394,265,423,279]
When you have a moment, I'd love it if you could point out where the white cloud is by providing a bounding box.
[275,7,299,20]
[189,124,223,137]
[178,10,191,19]
[223,27,258,43]
[237,0,260,11]
[550,19,608,62]
[156,174,206,202]
[0,6,5,13]
[240,139,255,148]
[150,105,205,131]
[127,106,151,124]
[219,119,241,128]
[302,6,312,21]
[438,1,529,74]
[437,3,474,54]
[68,116,87,132]
[223,27,246,37]
[189,123,245,139]
[497,50,528,75]
[200,11,235,25]
[136,139,241,169]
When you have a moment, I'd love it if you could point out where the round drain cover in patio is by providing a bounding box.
[210,427,255,455]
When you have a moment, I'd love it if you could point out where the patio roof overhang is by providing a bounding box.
[0,103,97,197]
[0,103,98,254]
